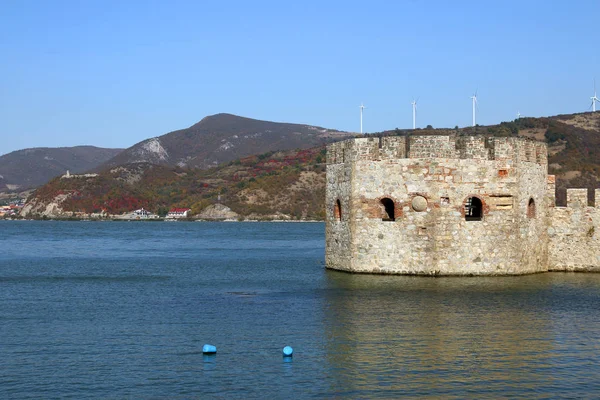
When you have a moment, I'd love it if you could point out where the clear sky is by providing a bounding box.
[1,0,599,155]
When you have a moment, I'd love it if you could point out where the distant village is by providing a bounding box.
[114,207,192,221]
[0,199,25,218]
[1,200,196,221]
[40,207,193,221]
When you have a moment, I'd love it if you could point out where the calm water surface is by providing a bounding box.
[1,221,600,398]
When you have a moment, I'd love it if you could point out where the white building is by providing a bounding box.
[166,208,191,219]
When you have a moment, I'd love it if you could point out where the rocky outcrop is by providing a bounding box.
[20,193,70,218]
[196,204,239,220]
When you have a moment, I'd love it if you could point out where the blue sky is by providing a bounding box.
[1,0,599,155]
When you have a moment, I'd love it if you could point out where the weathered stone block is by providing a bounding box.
[567,189,588,208]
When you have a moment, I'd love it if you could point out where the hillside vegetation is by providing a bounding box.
[21,112,600,219]
[26,147,327,220]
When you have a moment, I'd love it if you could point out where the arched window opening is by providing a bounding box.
[527,198,536,219]
[465,196,483,221]
[380,198,395,221]
[334,199,342,221]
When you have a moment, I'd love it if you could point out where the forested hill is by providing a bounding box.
[21,112,600,219]
[23,147,328,220]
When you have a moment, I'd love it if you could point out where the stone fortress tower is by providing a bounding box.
[325,135,600,275]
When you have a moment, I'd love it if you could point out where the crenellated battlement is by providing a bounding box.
[327,135,547,166]
[554,188,600,208]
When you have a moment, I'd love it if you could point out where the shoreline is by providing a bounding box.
[2,218,324,223]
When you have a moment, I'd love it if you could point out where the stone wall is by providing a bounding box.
[326,135,551,276]
[548,189,600,271]
[326,135,600,276]
[348,158,547,275]
[325,160,353,271]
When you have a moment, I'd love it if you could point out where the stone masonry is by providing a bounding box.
[325,135,600,275]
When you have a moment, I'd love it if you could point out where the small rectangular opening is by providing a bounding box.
[489,194,513,210]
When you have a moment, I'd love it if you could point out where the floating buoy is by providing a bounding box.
[203,344,217,354]
[282,346,293,357]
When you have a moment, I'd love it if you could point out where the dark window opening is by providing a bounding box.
[380,198,395,221]
[527,198,536,219]
[334,199,342,221]
[465,197,483,221]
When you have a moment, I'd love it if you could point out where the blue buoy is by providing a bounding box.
[283,346,293,356]
[203,344,217,354]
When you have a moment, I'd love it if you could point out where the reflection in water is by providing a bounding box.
[323,272,600,397]
[202,354,217,371]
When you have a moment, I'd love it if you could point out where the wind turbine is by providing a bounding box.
[470,91,478,127]
[411,98,418,129]
[359,103,367,134]
[591,79,599,112]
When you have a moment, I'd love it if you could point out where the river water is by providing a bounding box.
[1,221,600,398]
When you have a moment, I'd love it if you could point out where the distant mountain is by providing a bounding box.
[0,146,123,191]
[99,113,353,169]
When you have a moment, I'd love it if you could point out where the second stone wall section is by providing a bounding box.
[548,189,600,271]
